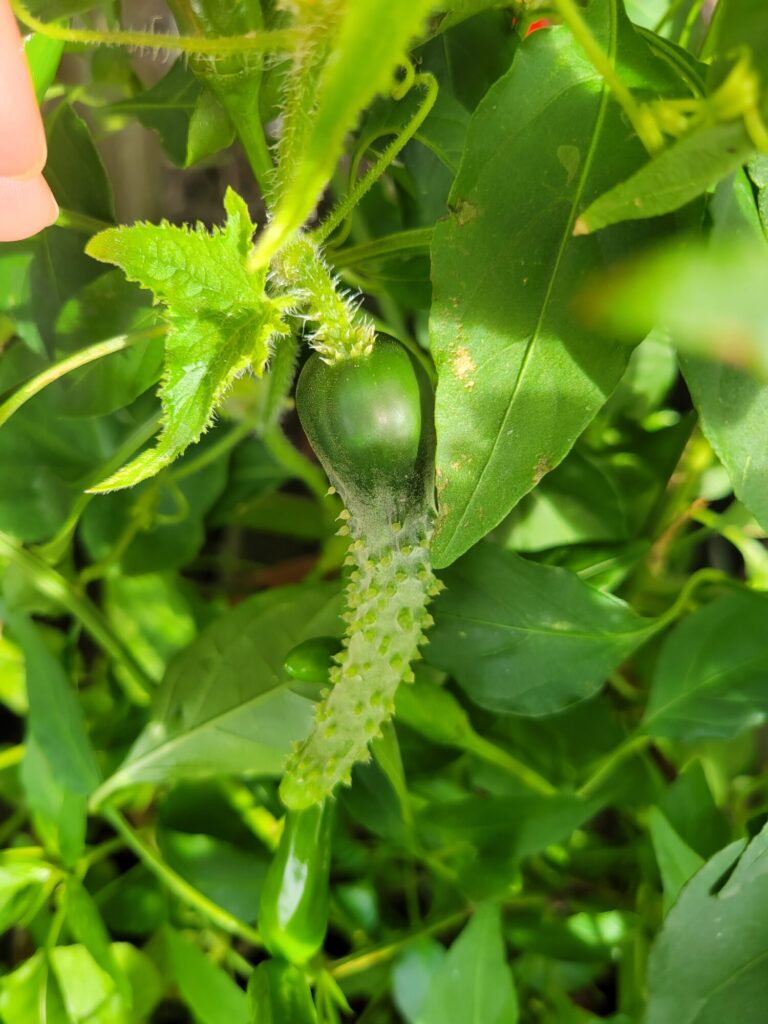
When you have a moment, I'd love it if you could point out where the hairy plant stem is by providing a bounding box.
[11,1,301,56]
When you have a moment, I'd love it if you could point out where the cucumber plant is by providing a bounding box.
[2,0,768,1021]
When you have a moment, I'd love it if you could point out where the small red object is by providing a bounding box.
[526,18,552,36]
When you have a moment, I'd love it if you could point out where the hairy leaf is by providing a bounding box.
[86,189,288,490]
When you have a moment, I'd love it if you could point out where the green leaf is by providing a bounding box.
[85,189,288,490]
[419,792,598,861]
[418,905,518,1024]
[392,939,446,1024]
[157,829,266,922]
[578,237,768,378]
[658,760,731,859]
[0,387,127,543]
[65,878,130,1003]
[427,544,658,715]
[643,590,768,740]
[258,0,434,259]
[80,436,229,575]
[45,101,114,223]
[53,270,163,419]
[21,737,89,866]
[0,858,56,934]
[109,61,234,168]
[94,583,342,803]
[6,610,100,797]
[162,927,249,1024]
[0,951,68,1024]
[647,807,704,912]
[646,824,768,1024]
[576,120,754,234]
[429,5,682,566]
[681,173,768,531]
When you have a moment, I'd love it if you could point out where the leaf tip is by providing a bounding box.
[572,217,590,237]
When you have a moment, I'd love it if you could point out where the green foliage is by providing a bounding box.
[86,189,289,490]
[4,1,768,1021]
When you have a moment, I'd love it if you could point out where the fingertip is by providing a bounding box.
[0,173,58,242]
[0,0,48,178]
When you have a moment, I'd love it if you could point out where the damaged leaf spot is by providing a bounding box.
[449,199,480,226]
[452,346,477,389]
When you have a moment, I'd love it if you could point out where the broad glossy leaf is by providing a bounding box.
[427,544,658,715]
[163,927,249,1024]
[86,189,288,489]
[643,590,768,739]
[94,583,342,802]
[646,825,768,1024]
[681,173,768,531]
[418,905,518,1024]
[257,0,434,259]
[429,3,681,566]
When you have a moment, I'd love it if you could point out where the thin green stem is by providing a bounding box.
[464,734,558,797]
[330,227,434,269]
[577,733,652,799]
[171,416,259,484]
[11,1,301,55]
[263,425,329,504]
[55,209,113,235]
[0,534,153,704]
[0,328,165,430]
[102,808,262,947]
[312,72,439,246]
[329,908,469,979]
[553,0,664,155]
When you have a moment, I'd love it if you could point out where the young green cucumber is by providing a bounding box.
[280,337,440,810]
[259,801,333,964]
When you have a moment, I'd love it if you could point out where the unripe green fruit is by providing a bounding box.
[295,337,435,513]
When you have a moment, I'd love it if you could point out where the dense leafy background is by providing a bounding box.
[2,0,768,1022]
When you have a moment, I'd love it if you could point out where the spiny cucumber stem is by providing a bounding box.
[280,508,441,810]
[271,236,375,362]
